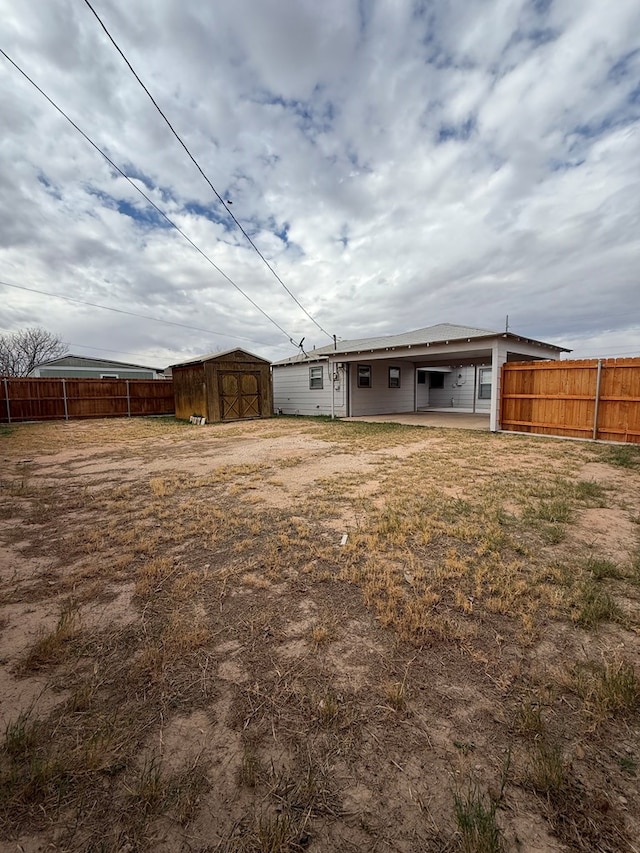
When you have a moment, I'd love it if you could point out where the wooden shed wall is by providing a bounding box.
[172,365,207,421]
[172,352,272,422]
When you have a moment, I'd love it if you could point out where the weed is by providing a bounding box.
[570,659,638,720]
[310,622,332,647]
[453,783,504,853]
[513,700,544,739]
[22,598,80,669]
[574,480,606,504]
[617,754,637,776]
[3,711,39,760]
[586,556,623,581]
[576,583,621,628]
[536,498,572,524]
[128,757,165,814]
[602,444,640,470]
[383,679,409,713]
[316,690,340,727]
[453,741,476,756]
[239,743,262,788]
[528,741,566,793]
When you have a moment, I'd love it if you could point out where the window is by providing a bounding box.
[388,366,401,388]
[478,367,492,399]
[100,373,119,379]
[309,366,323,389]
[417,372,426,385]
[357,365,371,388]
[429,372,445,389]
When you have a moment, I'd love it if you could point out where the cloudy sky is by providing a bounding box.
[1,0,639,368]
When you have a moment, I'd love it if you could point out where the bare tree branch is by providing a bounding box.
[0,327,68,376]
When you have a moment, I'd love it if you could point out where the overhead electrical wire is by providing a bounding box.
[0,47,301,348]
[0,280,277,348]
[81,0,333,341]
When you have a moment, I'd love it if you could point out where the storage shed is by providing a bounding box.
[170,349,272,423]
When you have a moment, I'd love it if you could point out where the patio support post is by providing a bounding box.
[490,340,507,432]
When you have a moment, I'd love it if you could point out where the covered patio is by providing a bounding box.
[343,411,490,429]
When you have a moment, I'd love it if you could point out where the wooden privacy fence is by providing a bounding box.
[501,358,640,443]
[1,377,174,423]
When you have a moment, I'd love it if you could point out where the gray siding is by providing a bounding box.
[37,367,157,380]
[273,362,347,417]
[425,365,491,411]
[349,361,415,416]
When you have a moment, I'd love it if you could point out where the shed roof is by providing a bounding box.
[273,323,570,365]
[169,348,270,369]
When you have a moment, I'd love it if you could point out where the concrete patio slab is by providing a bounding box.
[342,411,490,430]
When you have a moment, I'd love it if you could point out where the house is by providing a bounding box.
[32,355,166,380]
[272,323,570,431]
[170,349,272,422]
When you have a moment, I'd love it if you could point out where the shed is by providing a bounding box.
[170,349,272,422]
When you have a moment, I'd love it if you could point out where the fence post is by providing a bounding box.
[126,380,131,417]
[62,378,69,421]
[592,359,602,440]
[3,377,10,424]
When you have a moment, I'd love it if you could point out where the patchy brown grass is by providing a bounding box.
[1,416,639,851]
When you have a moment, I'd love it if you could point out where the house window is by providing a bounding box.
[478,367,492,399]
[100,373,119,379]
[357,365,372,388]
[429,372,445,389]
[389,367,401,388]
[309,366,323,389]
[417,372,426,385]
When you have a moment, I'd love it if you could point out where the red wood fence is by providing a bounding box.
[1,377,174,423]
[501,358,640,443]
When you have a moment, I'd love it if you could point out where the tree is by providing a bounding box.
[0,327,68,377]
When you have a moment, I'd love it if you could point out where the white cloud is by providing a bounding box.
[0,0,639,366]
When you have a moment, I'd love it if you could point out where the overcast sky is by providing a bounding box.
[1,0,639,367]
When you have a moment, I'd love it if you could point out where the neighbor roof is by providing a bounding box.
[273,323,569,365]
[37,355,164,372]
[169,348,269,368]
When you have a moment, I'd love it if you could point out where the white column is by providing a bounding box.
[490,339,507,432]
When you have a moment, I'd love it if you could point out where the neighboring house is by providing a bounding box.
[31,355,166,380]
[272,323,570,431]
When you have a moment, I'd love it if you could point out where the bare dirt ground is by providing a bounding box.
[0,416,639,852]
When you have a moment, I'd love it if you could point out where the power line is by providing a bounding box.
[81,0,333,341]
[0,280,277,348]
[0,47,299,347]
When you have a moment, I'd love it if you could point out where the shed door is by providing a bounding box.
[219,372,261,420]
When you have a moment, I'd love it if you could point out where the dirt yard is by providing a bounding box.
[1,416,639,852]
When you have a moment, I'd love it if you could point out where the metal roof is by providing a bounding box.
[169,347,270,368]
[37,354,163,372]
[273,323,569,365]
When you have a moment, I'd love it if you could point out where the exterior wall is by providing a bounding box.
[273,362,347,417]
[424,365,491,411]
[416,378,429,408]
[349,360,415,416]
[36,366,158,379]
[204,356,272,422]
[173,351,272,422]
[172,364,207,420]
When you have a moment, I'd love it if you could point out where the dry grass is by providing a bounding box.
[1,416,639,851]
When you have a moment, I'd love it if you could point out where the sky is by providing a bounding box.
[1,0,639,369]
